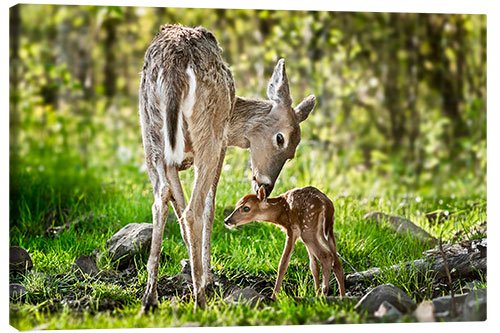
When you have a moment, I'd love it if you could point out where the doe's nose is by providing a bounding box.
[261,183,273,197]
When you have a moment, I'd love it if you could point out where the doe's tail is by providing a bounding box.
[153,63,196,166]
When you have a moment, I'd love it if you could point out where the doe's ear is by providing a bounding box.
[295,95,316,122]
[267,59,292,106]
[257,186,267,202]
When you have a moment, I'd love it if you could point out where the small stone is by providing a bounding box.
[97,223,153,269]
[431,293,468,316]
[373,301,403,320]
[354,284,416,315]
[224,287,262,306]
[462,280,480,293]
[180,258,191,275]
[414,301,436,322]
[324,313,348,324]
[182,322,201,327]
[74,255,99,276]
[168,273,192,285]
[461,289,486,321]
[364,212,436,245]
[10,283,27,302]
[10,246,33,273]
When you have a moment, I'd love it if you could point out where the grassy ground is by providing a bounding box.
[9,144,486,329]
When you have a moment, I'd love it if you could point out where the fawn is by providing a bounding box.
[139,24,315,311]
[224,186,346,299]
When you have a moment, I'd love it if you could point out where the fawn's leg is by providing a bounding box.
[323,206,346,297]
[141,162,171,313]
[326,234,345,297]
[332,251,346,297]
[271,232,297,300]
[306,246,321,296]
[305,235,333,296]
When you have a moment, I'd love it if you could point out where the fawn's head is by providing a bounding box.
[249,59,315,197]
[224,187,272,229]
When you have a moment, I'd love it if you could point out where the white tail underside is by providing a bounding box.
[159,65,197,166]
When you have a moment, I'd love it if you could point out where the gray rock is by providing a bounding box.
[432,293,468,316]
[99,223,153,268]
[461,289,486,321]
[180,258,217,285]
[373,301,403,320]
[74,254,99,276]
[294,295,360,304]
[180,258,191,275]
[414,301,436,322]
[224,287,262,306]
[354,284,416,315]
[462,280,481,293]
[364,212,436,245]
[10,283,27,301]
[10,246,33,273]
[168,273,193,285]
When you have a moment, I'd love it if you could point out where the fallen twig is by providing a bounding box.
[337,252,357,273]
[345,238,486,287]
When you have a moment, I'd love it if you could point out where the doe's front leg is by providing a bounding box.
[183,144,224,310]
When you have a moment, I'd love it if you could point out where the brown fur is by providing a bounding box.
[225,186,346,299]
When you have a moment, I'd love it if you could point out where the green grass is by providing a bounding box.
[9,145,486,329]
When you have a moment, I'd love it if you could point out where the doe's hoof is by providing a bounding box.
[141,292,158,314]
[140,302,158,316]
[194,293,207,311]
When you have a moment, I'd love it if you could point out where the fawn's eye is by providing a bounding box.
[276,133,284,147]
[243,206,250,212]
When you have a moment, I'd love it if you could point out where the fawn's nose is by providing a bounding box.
[224,217,235,229]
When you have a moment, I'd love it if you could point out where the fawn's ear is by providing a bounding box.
[267,59,292,106]
[257,186,267,202]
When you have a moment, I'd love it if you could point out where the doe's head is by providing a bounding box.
[249,59,316,197]
[224,187,269,229]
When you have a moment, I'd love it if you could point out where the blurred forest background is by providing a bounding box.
[9,5,486,228]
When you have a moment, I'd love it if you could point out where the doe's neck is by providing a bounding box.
[227,96,273,148]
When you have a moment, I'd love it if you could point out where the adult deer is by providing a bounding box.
[224,186,346,299]
[139,24,315,311]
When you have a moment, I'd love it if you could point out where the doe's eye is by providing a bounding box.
[243,206,250,212]
[276,133,284,146]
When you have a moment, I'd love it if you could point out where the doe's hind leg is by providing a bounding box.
[142,162,171,313]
